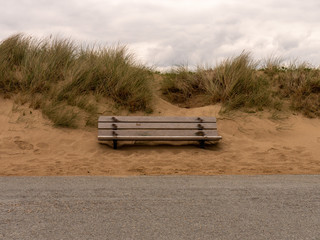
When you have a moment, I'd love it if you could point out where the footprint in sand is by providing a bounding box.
[283,146,291,150]
[267,147,278,152]
[33,149,41,154]
[36,142,49,149]
[14,140,33,150]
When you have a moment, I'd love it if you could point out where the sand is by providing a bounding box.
[0,96,320,176]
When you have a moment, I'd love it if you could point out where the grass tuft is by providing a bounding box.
[161,53,320,118]
[263,61,320,117]
[161,52,273,111]
[0,34,154,127]
[41,101,79,128]
[161,66,204,104]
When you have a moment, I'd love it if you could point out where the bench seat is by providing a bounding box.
[98,116,222,149]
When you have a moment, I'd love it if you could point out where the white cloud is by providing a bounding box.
[1,0,319,68]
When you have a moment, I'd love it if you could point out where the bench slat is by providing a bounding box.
[98,122,217,130]
[99,135,222,141]
[98,116,217,123]
[98,129,220,141]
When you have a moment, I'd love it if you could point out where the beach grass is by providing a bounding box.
[161,52,320,117]
[1,34,320,128]
[0,34,153,127]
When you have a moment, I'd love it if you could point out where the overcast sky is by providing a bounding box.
[1,0,320,69]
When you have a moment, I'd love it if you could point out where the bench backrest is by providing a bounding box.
[98,116,221,141]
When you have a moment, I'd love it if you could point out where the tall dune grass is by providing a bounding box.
[1,34,320,125]
[0,34,153,127]
[162,52,272,111]
[261,61,320,117]
[161,52,320,117]
[201,52,271,110]
[161,66,204,104]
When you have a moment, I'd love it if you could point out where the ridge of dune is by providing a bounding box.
[0,96,320,176]
[151,96,222,117]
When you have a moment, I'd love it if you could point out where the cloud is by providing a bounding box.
[1,0,320,68]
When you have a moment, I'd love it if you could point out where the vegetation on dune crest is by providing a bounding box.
[1,34,320,129]
[161,66,203,104]
[162,53,273,111]
[201,52,271,110]
[0,34,153,127]
[161,52,320,117]
[261,61,320,117]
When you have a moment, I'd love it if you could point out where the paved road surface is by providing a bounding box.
[1,175,320,240]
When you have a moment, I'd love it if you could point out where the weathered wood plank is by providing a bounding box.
[98,136,221,141]
[98,122,217,130]
[98,116,217,123]
[98,129,219,140]
[98,135,222,141]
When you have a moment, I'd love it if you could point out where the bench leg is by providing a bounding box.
[113,140,118,149]
[199,140,205,149]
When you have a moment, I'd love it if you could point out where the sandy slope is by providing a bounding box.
[0,96,320,176]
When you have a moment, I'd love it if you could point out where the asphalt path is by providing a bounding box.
[1,175,320,240]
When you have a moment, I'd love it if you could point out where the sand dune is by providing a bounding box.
[0,96,320,176]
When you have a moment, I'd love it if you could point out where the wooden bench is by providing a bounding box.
[98,116,222,149]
